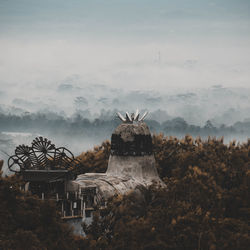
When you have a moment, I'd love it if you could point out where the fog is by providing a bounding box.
[0,0,250,174]
[1,80,250,125]
[1,38,250,90]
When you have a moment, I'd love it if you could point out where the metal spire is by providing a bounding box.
[116,109,148,123]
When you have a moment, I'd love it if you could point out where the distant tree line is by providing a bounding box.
[0,112,249,139]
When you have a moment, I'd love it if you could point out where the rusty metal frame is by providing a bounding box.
[8,137,80,173]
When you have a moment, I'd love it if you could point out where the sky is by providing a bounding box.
[0,0,250,172]
[0,0,249,91]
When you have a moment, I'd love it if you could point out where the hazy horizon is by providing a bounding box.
[0,0,249,91]
[0,0,249,174]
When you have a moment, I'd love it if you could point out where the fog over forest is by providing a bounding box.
[0,80,250,175]
[0,0,250,175]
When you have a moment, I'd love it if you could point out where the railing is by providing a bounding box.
[19,184,104,219]
[35,191,105,219]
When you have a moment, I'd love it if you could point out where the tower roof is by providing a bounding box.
[111,111,152,156]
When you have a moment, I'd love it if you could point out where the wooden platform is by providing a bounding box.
[21,169,71,182]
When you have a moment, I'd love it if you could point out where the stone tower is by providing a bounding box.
[69,110,165,203]
[107,121,160,184]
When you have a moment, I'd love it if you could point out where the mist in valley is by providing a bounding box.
[0,82,250,175]
[0,0,250,175]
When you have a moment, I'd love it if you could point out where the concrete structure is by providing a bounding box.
[67,112,165,212]
[8,111,166,225]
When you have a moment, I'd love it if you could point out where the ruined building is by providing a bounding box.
[8,111,165,221]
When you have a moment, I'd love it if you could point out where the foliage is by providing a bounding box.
[0,111,249,138]
[0,135,249,249]
[79,135,250,250]
[76,140,111,174]
[0,172,87,250]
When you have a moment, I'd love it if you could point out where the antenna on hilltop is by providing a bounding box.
[158,51,161,64]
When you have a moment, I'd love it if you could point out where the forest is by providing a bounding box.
[0,111,249,138]
[0,135,249,249]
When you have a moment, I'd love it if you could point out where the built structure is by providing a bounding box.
[8,111,165,221]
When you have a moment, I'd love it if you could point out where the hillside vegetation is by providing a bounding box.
[0,135,249,249]
[78,135,250,250]
[0,173,88,249]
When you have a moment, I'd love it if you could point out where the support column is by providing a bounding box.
[61,201,64,214]
[81,198,83,216]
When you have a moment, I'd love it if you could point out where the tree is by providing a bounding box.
[0,172,87,250]
[79,135,250,250]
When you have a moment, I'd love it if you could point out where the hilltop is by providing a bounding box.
[0,135,249,249]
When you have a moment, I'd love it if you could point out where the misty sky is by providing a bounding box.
[0,0,250,172]
[0,0,250,91]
